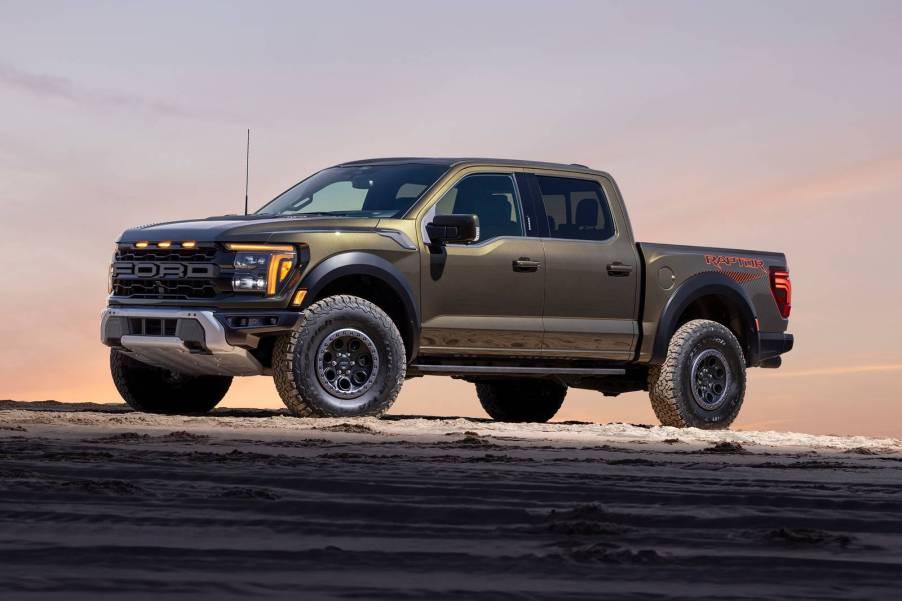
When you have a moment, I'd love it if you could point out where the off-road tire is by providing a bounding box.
[110,349,231,415]
[272,295,406,417]
[648,319,746,429]
[476,379,567,423]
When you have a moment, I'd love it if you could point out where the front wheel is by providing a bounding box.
[648,319,746,429]
[272,295,406,417]
[476,379,567,423]
[110,349,231,415]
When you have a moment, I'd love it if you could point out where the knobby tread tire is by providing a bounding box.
[648,319,746,429]
[110,349,231,415]
[272,295,405,417]
[476,379,567,423]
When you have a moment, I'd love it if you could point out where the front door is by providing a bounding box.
[418,172,545,356]
[530,173,640,360]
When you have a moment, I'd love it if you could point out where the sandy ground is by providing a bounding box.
[1,401,902,600]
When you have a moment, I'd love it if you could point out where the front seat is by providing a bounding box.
[455,189,519,241]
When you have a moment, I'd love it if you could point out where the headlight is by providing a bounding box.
[234,253,270,270]
[233,275,268,291]
[225,243,297,295]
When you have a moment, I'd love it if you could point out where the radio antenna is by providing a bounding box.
[244,128,251,215]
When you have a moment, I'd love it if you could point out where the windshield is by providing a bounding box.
[256,163,449,218]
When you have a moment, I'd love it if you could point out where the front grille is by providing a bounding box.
[112,244,228,300]
[116,248,217,263]
[113,278,218,300]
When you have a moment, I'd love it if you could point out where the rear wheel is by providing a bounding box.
[648,319,746,429]
[272,295,406,417]
[476,379,567,423]
[110,349,231,415]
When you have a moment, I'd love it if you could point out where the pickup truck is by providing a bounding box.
[102,158,793,429]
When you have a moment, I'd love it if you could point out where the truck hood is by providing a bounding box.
[117,214,384,243]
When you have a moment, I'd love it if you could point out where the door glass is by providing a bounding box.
[536,176,614,241]
[435,174,523,242]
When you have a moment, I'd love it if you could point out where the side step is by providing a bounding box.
[408,364,626,377]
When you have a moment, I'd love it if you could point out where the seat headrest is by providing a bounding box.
[482,193,511,223]
[452,191,478,215]
[575,198,598,227]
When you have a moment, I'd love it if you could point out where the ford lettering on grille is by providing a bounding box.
[113,262,217,278]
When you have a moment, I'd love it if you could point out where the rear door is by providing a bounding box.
[525,173,640,360]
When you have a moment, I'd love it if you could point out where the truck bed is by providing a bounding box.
[635,241,789,364]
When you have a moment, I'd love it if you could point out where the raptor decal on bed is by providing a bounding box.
[704,254,768,284]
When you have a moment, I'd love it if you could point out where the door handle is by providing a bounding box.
[513,258,541,272]
[606,262,634,277]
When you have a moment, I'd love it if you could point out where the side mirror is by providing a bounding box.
[426,214,479,246]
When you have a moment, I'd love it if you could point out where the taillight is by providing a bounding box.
[770,268,791,318]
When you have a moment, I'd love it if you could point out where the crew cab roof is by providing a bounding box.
[335,157,600,174]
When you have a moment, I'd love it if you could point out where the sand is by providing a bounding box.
[1,400,901,600]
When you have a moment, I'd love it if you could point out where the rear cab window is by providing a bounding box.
[534,175,615,241]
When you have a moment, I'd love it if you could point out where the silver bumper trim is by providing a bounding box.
[100,308,264,377]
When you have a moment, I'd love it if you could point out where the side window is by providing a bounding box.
[535,176,615,241]
[435,174,523,242]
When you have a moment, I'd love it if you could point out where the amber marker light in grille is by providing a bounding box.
[291,289,308,306]
[135,241,149,248]
[181,241,197,248]
[157,241,172,248]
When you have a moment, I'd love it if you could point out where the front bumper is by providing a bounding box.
[101,307,300,376]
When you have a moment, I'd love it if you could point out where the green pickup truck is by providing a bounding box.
[102,158,793,429]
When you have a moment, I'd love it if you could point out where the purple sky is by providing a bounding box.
[2,1,901,435]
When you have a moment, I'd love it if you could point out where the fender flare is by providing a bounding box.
[297,252,421,359]
[651,272,759,365]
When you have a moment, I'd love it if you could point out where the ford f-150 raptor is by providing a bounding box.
[101,158,793,428]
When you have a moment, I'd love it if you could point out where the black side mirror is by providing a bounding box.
[426,214,479,246]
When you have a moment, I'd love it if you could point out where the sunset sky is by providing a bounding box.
[1,1,901,436]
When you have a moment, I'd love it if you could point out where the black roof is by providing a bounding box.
[335,157,597,172]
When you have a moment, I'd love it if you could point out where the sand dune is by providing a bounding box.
[1,400,901,599]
